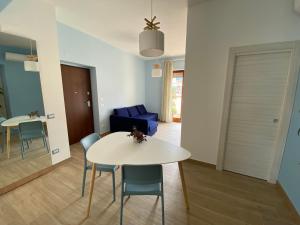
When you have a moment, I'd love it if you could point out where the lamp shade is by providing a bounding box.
[139,30,164,57]
[152,63,162,77]
[24,61,39,72]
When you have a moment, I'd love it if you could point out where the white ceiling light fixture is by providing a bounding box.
[139,0,164,57]
[152,63,162,77]
[24,40,39,72]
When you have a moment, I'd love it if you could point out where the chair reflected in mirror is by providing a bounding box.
[18,121,49,159]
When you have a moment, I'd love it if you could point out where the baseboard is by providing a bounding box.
[186,158,216,169]
[277,182,300,224]
[0,158,71,196]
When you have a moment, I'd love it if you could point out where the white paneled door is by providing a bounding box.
[224,51,292,180]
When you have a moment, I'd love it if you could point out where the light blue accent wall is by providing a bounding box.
[145,56,185,117]
[57,23,146,133]
[0,45,45,117]
[0,0,11,12]
[279,72,300,215]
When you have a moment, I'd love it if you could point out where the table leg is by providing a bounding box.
[86,163,96,218]
[178,161,189,210]
[6,127,10,159]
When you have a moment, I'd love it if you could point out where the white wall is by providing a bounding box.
[0,0,70,164]
[182,0,300,164]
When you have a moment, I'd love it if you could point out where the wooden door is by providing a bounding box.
[224,51,291,180]
[61,64,94,145]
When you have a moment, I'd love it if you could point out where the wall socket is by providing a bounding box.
[52,148,60,155]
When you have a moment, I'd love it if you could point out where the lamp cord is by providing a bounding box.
[30,40,33,56]
[151,0,153,19]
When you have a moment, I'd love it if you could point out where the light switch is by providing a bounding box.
[47,113,55,119]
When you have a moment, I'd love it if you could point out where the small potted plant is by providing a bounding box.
[127,126,147,143]
[28,111,40,119]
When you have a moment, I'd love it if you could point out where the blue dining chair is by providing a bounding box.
[18,121,49,159]
[120,165,165,225]
[0,117,6,153]
[80,133,118,201]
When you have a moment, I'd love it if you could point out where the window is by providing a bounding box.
[171,70,184,122]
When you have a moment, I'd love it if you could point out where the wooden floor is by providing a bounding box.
[0,135,51,188]
[0,138,299,225]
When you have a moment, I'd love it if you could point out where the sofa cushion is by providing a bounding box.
[147,113,158,121]
[128,106,139,117]
[136,113,157,121]
[114,108,129,117]
[136,105,147,115]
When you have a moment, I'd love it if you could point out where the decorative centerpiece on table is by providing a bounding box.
[28,111,40,118]
[128,126,147,143]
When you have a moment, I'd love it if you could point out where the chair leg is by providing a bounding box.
[112,171,116,202]
[98,171,102,177]
[43,137,49,152]
[161,193,165,225]
[120,192,124,225]
[1,128,5,153]
[81,168,87,197]
[20,141,25,159]
[26,140,29,149]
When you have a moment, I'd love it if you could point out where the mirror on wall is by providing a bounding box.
[0,32,51,190]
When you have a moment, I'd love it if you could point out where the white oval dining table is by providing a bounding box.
[1,115,47,159]
[85,132,191,218]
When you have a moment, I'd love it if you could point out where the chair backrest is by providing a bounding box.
[0,117,6,126]
[122,165,163,185]
[80,133,100,153]
[19,121,44,138]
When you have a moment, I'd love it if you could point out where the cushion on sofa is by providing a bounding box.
[114,108,129,117]
[136,105,147,115]
[128,106,139,117]
[136,114,157,121]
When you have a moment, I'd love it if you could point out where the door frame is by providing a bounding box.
[216,41,300,183]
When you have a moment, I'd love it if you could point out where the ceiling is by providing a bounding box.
[0,32,36,49]
[49,0,188,58]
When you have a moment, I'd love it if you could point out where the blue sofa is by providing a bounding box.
[110,105,158,136]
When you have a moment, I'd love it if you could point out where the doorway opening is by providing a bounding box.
[171,70,184,123]
[61,64,94,145]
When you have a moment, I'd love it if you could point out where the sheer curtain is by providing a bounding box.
[160,60,173,122]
